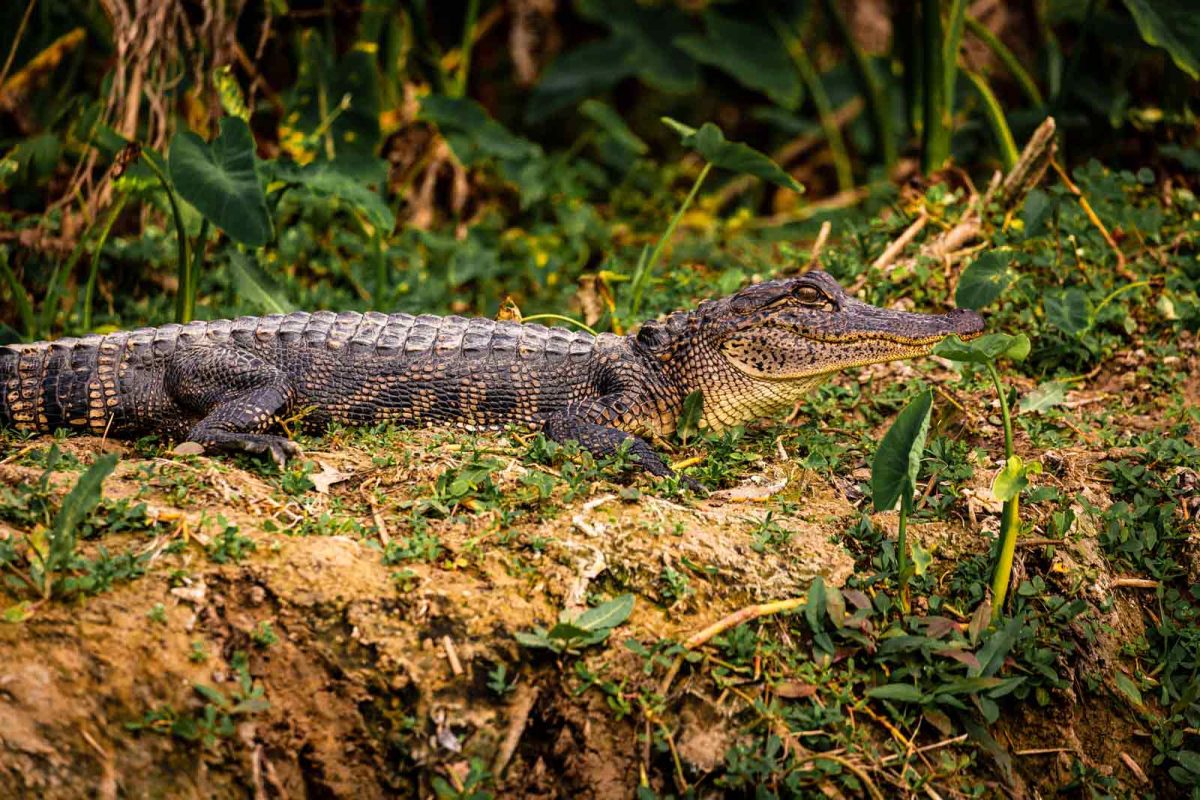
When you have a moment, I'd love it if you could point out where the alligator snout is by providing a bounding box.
[946,307,986,337]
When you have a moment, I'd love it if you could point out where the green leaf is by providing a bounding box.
[1019,381,1067,414]
[968,598,991,646]
[662,119,804,194]
[824,586,846,629]
[805,577,826,633]
[576,0,700,94]
[2,601,33,623]
[1176,750,1200,775]
[514,630,553,649]
[547,622,592,641]
[526,38,635,123]
[422,95,542,166]
[1113,672,1144,707]
[575,593,635,632]
[194,684,230,709]
[580,100,648,155]
[228,251,294,315]
[676,390,704,445]
[168,118,272,247]
[270,161,392,232]
[871,389,934,512]
[231,696,271,715]
[973,614,1023,678]
[910,540,933,576]
[1044,288,1091,336]
[1120,0,1200,79]
[1021,189,1054,239]
[674,12,801,108]
[866,683,924,703]
[48,454,119,574]
[991,456,1041,502]
[955,252,1014,310]
[933,333,1030,365]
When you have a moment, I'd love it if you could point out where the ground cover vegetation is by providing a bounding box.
[0,0,1198,797]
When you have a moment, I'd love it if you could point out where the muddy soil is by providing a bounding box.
[0,405,1167,798]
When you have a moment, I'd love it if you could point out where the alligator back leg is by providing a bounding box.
[165,344,300,467]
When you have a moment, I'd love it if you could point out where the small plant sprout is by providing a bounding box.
[933,332,1039,622]
[871,388,934,613]
[515,594,635,656]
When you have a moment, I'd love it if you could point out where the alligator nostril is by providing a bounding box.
[949,308,986,332]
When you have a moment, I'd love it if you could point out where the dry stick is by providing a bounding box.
[881,118,1058,279]
[794,752,886,800]
[873,212,929,271]
[442,636,463,676]
[878,733,969,766]
[998,117,1058,208]
[684,597,806,650]
[1049,159,1134,280]
[807,220,832,270]
[493,685,540,777]
[1112,577,1159,589]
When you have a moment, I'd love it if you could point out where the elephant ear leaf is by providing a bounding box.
[662,118,804,194]
[168,117,272,247]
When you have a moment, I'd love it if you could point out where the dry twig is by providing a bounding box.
[492,685,540,777]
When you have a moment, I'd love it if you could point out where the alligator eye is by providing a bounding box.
[795,286,826,306]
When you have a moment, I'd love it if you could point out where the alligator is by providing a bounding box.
[0,270,983,484]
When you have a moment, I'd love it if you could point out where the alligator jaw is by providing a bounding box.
[716,276,987,382]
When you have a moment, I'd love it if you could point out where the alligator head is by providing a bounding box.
[638,270,985,430]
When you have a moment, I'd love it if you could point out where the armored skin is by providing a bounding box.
[0,271,983,481]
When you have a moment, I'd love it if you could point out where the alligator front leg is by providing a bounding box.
[543,402,700,491]
[165,345,301,468]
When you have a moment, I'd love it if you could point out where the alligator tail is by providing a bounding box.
[0,338,107,434]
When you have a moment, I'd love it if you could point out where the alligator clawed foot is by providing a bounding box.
[189,432,301,469]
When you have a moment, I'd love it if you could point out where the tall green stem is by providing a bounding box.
[82,193,129,331]
[372,228,387,308]
[964,15,1044,107]
[819,0,896,170]
[631,162,710,317]
[139,154,192,323]
[454,0,481,97]
[921,0,950,172]
[987,364,1014,460]
[987,362,1018,621]
[770,12,854,191]
[897,494,912,613]
[991,494,1021,621]
[963,69,1018,170]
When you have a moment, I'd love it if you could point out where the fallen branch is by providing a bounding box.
[684,597,805,650]
[1111,577,1159,590]
[873,212,928,271]
[885,117,1058,276]
[492,685,540,778]
[807,220,832,270]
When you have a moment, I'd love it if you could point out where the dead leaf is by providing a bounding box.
[496,296,523,322]
[311,462,352,494]
[707,478,788,504]
[774,681,818,699]
[172,442,206,458]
